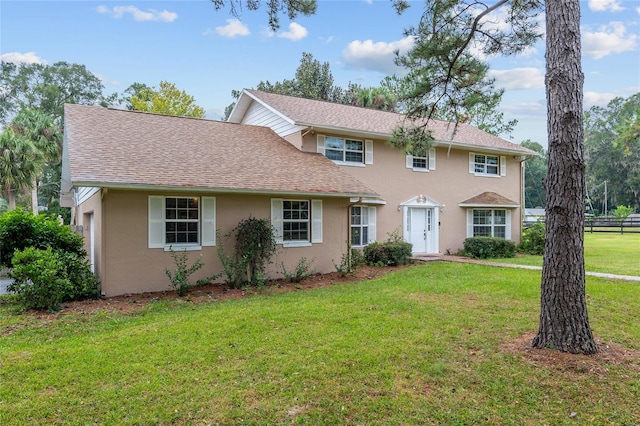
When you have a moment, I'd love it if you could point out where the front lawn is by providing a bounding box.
[1,262,639,425]
[499,232,640,276]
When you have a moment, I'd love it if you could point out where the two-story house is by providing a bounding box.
[61,92,534,297]
[228,89,535,256]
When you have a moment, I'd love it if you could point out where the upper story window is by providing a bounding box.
[148,196,216,250]
[469,153,506,177]
[317,135,373,166]
[406,147,436,172]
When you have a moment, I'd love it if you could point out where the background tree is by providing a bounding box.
[130,81,206,118]
[9,109,62,214]
[391,0,597,354]
[584,93,640,213]
[0,129,41,210]
[0,61,109,124]
[520,140,547,208]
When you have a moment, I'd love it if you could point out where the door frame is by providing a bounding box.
[400,195,440,254]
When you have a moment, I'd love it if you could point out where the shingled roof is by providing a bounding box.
[62,104,377,198]
[459,192,520,207]
[230,89,535,156]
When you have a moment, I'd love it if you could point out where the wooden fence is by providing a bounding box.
[524,216,640,234]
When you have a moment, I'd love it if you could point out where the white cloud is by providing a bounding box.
[277,22,308,41]
[215,19,250,38]
[489,68,545,90]
[342,36,415,74]
[96,5,177,22]
[0,52,46,65]
[588,0,624,12]
[583,22,638,59]
[584,91,618,108]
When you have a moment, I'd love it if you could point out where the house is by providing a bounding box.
[227,89,536,256]
[61,104,377,297]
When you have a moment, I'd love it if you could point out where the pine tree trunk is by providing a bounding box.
[532,0,597,354]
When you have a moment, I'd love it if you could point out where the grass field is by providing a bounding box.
[497,233,640,276]
[1,261,639,425]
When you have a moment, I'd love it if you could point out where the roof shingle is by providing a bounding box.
[63,104,377,197]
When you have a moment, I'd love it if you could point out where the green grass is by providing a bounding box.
[497,233,640,276]
[1,262,639,425]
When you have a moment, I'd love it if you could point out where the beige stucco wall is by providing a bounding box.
[80,189,351,297]
[300,132,523,254]
[76,190,103,283]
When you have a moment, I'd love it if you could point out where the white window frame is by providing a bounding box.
[350,206,377,247]
[466,208,511,239]
[148,196,216,250]
[406,147,436,172]
[271,198,322,247]
[469,153,507,177]
[317,135,373,167]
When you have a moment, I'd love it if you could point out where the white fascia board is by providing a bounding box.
[434,139,535,157]
[242,90,296,126]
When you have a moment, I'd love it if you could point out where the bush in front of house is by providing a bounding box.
[0,208,85,268]
[463,237,516,259]
[364,241,413,266]
[8,247,100,311]
[519,222,545,255]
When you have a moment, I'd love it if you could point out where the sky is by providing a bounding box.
[1,0,639,147]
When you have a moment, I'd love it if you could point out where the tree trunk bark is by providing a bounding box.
[31,178,38,214]
[532,0,597,354]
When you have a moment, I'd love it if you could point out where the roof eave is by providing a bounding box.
[458,203,521,208]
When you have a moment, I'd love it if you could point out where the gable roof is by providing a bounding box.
[61,104,377,198]
[229,89,535,156]
[459,191,520,208]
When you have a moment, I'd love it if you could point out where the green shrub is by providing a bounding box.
[364,241,413,266]
[463,237,516,259]
[165,247,220,296]
[8,247,99,311]
[520,222,545,255]
[281,257,316,283]
[0,209,84,267]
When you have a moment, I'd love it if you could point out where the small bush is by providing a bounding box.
[0,209,84,267]
[520,222,545,255]
[281,257,316,283]
[463,237,516,259]
[165,247,208,296]
[364,241,413,266]
[8,247,99,311]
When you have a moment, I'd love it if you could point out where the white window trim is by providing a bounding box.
[466,208,512,239]
[350,205,377,247]
[317,134,372,167]
[406,147,436,172]
[468,153,506,177]
[271,198,322,247]
[148,195,216,250]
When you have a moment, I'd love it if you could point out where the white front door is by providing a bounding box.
[409,208,429,253]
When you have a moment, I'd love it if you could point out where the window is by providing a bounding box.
[271,199,322,247]
[406,148,436,171]
[283,200,309,242]
[469,209,509,239]
[317,135,373,165]
[148,196,216,249]
[469,153,506,176]
[351,206,377,247]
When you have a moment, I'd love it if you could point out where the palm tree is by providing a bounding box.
[9,109,61,213]
[0,128,41,210]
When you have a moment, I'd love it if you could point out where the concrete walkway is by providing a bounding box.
[415,255,640,282]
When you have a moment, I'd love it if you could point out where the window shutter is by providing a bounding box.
[500,156,507,176]
[505,210,512,240]
[271,199,283,244]
[316,135,326,155]
[469,153,475,173]
[405,154,413,169]
[429,148,436,170]
[368,207,377,244]
[201,196,216,246]
[466,209,474,238]
[311,199,323,243]
[148,196,164,248]
[365,140,373,164]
